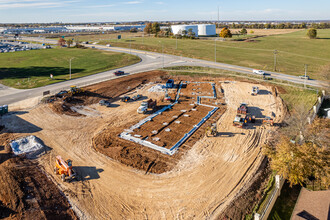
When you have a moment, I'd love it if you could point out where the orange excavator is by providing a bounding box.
[54,156,76,182]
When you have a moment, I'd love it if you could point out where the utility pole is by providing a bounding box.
[162,43,164,68]
[214,38,217,63]
[304,64,308,88]
[176,35,178,49]
[129,35,132,54]
[69,58,75,80]
[274,50,278,71]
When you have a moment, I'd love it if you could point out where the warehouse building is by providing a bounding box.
[171,24,216,37]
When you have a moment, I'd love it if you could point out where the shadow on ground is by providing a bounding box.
[0,67,85,79]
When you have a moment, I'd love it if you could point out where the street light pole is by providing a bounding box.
[130,36,132,54]
[304,64,308,88]
[162,43,164,68]
[176,35,178,49]
[69,58,75,80]
[214,38,217,63]
[274,50,278,71]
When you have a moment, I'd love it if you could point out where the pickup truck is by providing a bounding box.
[299,75,310,80]
[253,69,265,75]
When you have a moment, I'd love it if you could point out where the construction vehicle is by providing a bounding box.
[251,87,259,96]
[233,114,247,128]
[54,156,76,182]
[121,96,130,102]
[69,86,84,95]
[262,117,274,126]
[137,99,157,114]
[237,103,248,115]
[114,70,124,76]
[206,123,217,137]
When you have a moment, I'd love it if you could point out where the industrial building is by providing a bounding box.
[171,25,199,37]
[171,24,216,37]
[197,24,216,36]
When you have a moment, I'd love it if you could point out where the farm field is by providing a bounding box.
[1,69,295,219]
[95,29,330,80]
[0,48,140,89]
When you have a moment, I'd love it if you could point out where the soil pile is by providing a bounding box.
[49,70,167,116]
[0,133,76,220]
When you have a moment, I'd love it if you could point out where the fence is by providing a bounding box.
[307,90,327,124]
[254,175,285,220]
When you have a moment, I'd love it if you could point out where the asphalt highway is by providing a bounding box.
[0,37,328,106]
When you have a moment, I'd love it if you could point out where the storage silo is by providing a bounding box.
[198,24,216,36]
[171,25,199,37]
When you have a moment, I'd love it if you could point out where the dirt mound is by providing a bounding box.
[0,132,76,220]
[49,70,167,116]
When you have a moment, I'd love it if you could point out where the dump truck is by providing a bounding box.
[137,99,157,114]
[237,103,248,115]
[251,86,259,96]
[54,156,76,182]
[69,86,84,95]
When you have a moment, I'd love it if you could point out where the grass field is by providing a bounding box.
[0,48,140,89]
[96,29,330,80]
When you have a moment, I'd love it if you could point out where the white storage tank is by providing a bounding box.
[171,25,199,37]
[198,24,216,36]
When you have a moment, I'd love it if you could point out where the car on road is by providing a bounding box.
[114,70,125,76]
[299,75,310,80]
[253,69,265,75]
[106,44,111,47]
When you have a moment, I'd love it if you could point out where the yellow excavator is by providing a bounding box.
[69,86,84,95]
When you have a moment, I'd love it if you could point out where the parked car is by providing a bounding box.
[299,75,310,80]
[99,100,111,107]
[114,70,125,76]
[253,69,265,75]
[131,94,142,101]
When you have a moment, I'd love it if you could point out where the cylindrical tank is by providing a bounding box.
[171,25,199,37]
[198,24,216,36]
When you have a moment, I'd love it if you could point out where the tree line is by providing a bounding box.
[217,22,330,29]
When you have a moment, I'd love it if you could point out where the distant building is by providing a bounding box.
[197,24,216,36]
[171,25,199,37]
[171,24,216,37]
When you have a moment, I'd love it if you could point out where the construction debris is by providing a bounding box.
[10,136,45,158]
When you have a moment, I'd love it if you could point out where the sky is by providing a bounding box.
[0,0,329,23]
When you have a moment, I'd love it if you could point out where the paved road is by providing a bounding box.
[0,37,328,106]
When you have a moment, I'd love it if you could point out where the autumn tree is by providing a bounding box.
[264,118,329,187]
[152,22,161,36]
[66,39,73,48]
[240,28,247,35]
[57,38,66,47]
[307,28,317,39]
[219,27,232,38]
[144,23,152,35]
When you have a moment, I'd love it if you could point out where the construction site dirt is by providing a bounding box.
[1,70,286,219]
[0,133,77,219]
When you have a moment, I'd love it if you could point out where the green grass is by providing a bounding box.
[268,182,301,220]
[164,66,318,112]
[0,48,140,89]
[279,87,318,111]
[98,29,330,80]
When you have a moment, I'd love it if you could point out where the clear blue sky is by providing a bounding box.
[0,0,329,23]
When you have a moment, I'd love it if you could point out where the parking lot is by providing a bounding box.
[0,40,47,53]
